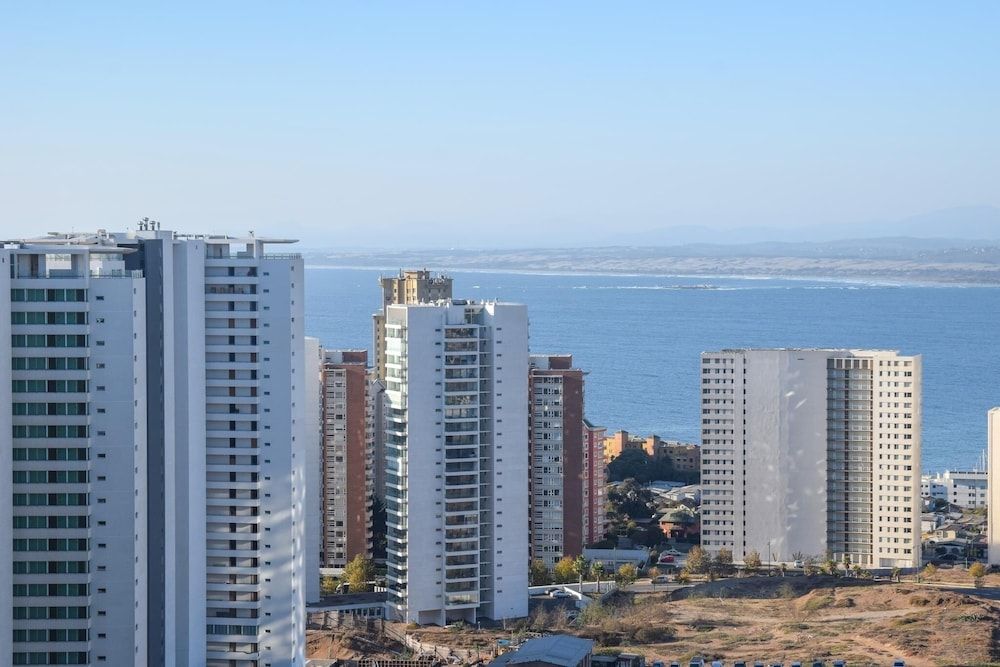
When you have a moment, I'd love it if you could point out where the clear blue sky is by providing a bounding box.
[1,2,998,247]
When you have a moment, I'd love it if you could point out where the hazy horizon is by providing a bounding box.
[2,4,998,247]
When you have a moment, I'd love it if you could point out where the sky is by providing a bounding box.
[1,2,998,248]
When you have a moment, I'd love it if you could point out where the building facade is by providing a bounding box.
[320,349,374,568]
[1,229,309,667]
[582,420,607,545]
[700,349,921,569]
[371,270,452,503]
[384,300,529,625]
[921,470,988,508]
[528,354,586,566]
[1,242,149,667]
[372,270,453,383]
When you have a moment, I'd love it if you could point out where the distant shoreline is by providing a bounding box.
[303,260,1000,287]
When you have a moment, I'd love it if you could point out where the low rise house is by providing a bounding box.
[658,507,700,540]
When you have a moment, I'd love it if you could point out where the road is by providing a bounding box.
[626,579,691,594]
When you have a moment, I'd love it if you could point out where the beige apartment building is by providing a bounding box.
[701,349,922,570]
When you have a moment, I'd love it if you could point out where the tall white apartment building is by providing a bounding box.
[1,229,309,667]
[1,242,148,666]
[700,349,921,569]
[384,300,529,625]
[124,229,307,667]
[988,408,1000,566]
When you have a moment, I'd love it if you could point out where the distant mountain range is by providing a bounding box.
[303,237,1000,285]
[300,205,1000,283]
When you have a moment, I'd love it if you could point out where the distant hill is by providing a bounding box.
[610,205,1000,245]
[302,235,1000,284]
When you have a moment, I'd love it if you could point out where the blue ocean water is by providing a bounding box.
[304,267,1000,473]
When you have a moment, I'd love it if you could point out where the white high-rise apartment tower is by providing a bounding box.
[700,349,921,569]
[384,300,529,625]
[1,241,148,666]
[2,229,308,667]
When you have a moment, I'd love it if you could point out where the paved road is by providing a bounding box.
[909,581,1000,601]
[626,579,691,594]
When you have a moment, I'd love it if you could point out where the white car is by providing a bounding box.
[548,589,572,598]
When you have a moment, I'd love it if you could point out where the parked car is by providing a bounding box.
[793,560,804,569]
[810,662,826,667]
[688,658,704,667]
[659,554,676,564]
[733,662,747,667]
[832,661,846,667]
[664,547,683,556]
[548,589,572,598]
[669,662,680,667]
[893,661,906,667]
[653,574,671,584]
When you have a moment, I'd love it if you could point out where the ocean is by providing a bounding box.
[304,267,1000,474]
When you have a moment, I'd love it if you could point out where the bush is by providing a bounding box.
[777,582,797,599]
[632,625,676,644]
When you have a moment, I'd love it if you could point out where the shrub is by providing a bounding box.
[632,625,676,643]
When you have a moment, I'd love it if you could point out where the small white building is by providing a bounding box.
[921,470,988,508]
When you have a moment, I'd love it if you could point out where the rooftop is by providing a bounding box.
[490,635,593,667]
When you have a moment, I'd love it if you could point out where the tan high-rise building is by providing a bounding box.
[372,270,453,382]
[321,349,375,568]
[529,355,584,566]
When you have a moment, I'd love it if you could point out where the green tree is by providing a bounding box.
[553,556,576,584]
[712,548,734,577]
[683,546,709,575]
[969,562,987,588]
[890,566,901,583]
[615,563,638,587]
[320,575,339,596]
[922,563,938,580]
[591,561,606,593]
[343,555,375,592]
[573,555,590,592]
[529,559,552,586]
[743,550,762,575]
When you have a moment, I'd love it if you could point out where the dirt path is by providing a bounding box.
[848,634,935,667]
